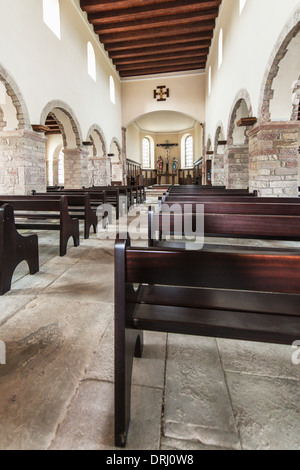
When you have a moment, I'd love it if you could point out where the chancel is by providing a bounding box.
[0,0,299,452]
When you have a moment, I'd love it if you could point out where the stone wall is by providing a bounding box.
[63,148,89,189]
[212,153,225,186]
[0,129,46,194]
[248,121,299,196]
[224,145,249,189]
[88,157,111,187]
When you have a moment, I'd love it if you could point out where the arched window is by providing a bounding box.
[110,76,115,104]
[208,66,212,95]
[87,42,96,81]
[58,149,64,185]
[142,137,151,169]
[239,0,247,15]
[218,29,223,69]
[185,135,194,168]
[43,0,61,39]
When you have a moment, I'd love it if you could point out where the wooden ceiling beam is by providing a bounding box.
[98,21,215,43]
[112,49,209,65]
[87,1,221,23]
[109,42,211,59]
[93,11,218,34]
[120,63,204,78]
[104,34,212,53]
[80,0,201,14]
[117,57,206,72]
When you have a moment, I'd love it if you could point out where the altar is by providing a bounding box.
[157,172,178,185]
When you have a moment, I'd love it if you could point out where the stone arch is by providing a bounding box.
[213,122,226,186]
[40,100,83,148]
[214,122,226,154]
[227,89,253,146]
[291,74,300,121]
[110,138,123,183]
[225,90,253,189]
[0,62,31,130]
[258,6,300,122]
[86,124,107,157]
[40,101,88,189]
[109,137,122,162]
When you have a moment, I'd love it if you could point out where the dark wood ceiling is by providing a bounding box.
[80,0,222,78]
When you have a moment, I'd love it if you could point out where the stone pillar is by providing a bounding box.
[0,129,46,194]
[248,121,300,197]
[122,127,127,185]
[212,153,225,186]
[88,156,111,186]
[63,147,89,189]
[225,145,249,189]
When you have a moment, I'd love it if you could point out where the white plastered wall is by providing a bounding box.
[0,0,122,147]
[205,0,300,141]
[121,73,206,127]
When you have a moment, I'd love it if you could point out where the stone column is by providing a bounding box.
[0,129,46,194]
[225,145,249,189]
[88,156,111,186]
[122,127,127,185]
[248,121,300,196]
[212,153,225,186]
[63,147,89,189]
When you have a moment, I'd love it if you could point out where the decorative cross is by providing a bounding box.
[154,85,170,102]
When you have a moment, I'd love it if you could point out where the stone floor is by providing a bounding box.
[0,196,300,450]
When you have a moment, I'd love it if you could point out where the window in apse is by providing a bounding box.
[142,137,151,168]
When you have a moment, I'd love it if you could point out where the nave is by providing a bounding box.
[1,194,300,450]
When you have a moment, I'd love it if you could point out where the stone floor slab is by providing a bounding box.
[226,371,300,450]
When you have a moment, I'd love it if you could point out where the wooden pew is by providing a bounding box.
[158,200,300,216]
[162,194,300,204]
[114,234,300,447]
[148,207,300,244]
[32,191,105,239]
[52,188,121,221]
[0,203,39,295]
[0,196,79,256]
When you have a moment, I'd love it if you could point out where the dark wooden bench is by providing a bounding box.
[0,203,39,295]
[162,194,300,204]
[32,191,106,239]
[52,188,121,221]
[158,200,300,216]
[114,234,300,447]
[148,207,300,243]
[0,196,79,256]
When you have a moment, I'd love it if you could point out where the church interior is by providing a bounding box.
[0,0,300,450]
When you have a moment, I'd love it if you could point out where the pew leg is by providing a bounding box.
[60,219,80,257]
[115,328,144,447]
[0,205,39,295]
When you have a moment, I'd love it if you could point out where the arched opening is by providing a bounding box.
[0,63,44,194]
[86,125,108,187]
[226,93,251,189]
[41,101,86,189]
[125,110,203,186]
[255,11,300,196]
[213,123,226,185]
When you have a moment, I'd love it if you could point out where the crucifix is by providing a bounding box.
[157,141,178,173]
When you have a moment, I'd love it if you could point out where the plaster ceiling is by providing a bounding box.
[133,111,199,133]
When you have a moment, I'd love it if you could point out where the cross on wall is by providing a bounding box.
[154,86,170,102]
